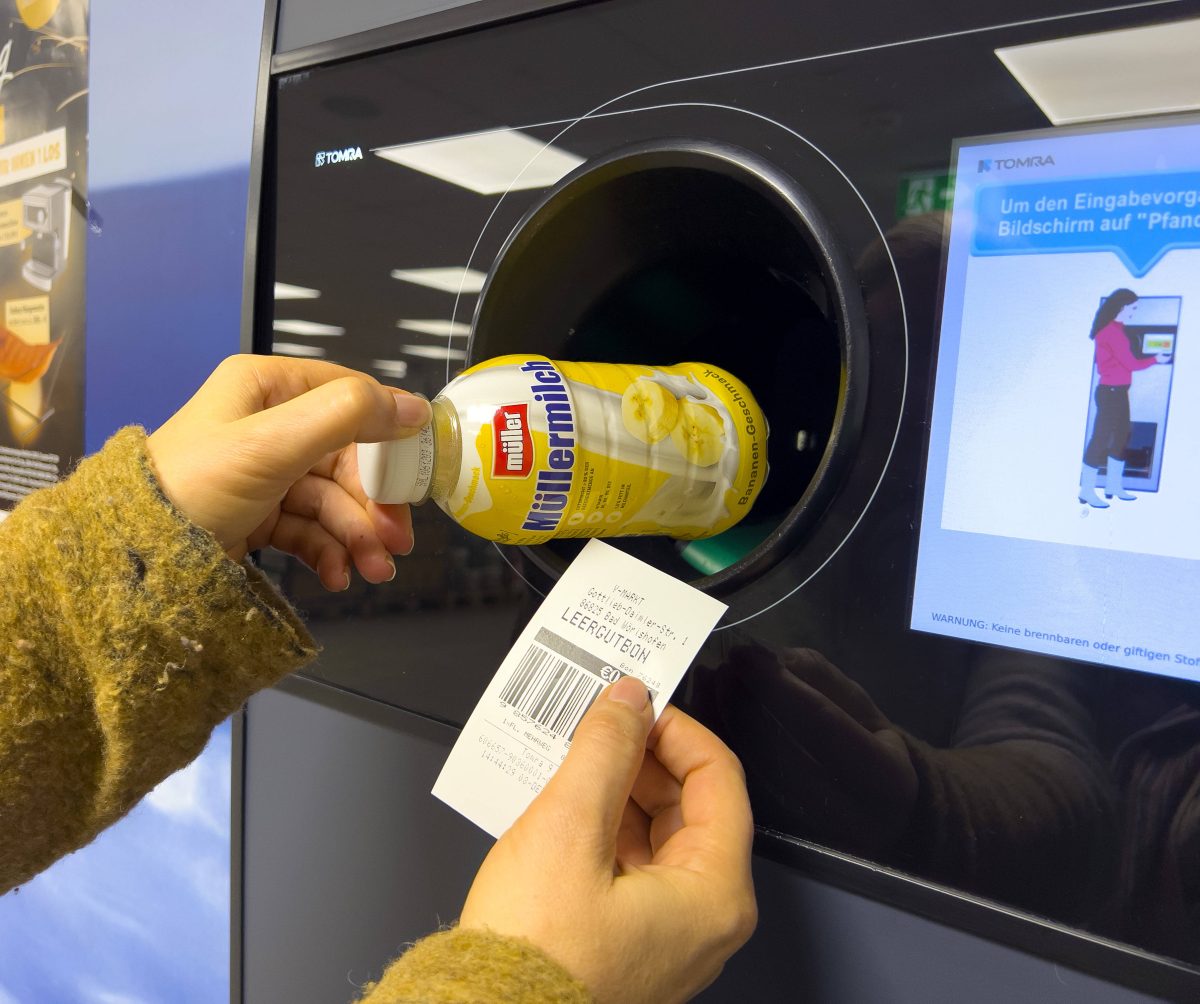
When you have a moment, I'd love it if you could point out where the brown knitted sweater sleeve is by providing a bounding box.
[358,928,592,1003]
[0,426,317,892]
[0,427,593,1003]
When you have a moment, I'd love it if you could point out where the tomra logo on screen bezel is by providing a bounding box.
[978,154,1056,173]
[493,404,533,478]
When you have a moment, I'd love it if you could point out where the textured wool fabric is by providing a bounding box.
[359,927,592,1004]
[0,426,317,892]
[0,426,591,1003]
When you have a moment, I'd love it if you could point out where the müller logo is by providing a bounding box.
[978,154,1056,173]
[314,146,364,167]
[493,404,533,478]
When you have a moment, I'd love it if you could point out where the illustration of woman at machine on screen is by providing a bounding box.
[1078,288,1178,508]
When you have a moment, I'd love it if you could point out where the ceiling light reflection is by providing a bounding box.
[401,344,467,361]
[273,319,345,337]
[372,359,410,379]
[397,319,471,338]
[996,19,1200,125]
[374,129,583,195]
[390,267,487,294]
[273,342,327,358]
[274,282,321,299]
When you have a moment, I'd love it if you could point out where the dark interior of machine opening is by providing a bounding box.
[471,158,846,589]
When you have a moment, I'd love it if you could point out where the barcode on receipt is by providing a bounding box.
[498,642,603,740]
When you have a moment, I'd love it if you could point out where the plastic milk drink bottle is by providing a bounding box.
[357,355,769,545]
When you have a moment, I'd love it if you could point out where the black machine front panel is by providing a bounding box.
[260,0,1200,982]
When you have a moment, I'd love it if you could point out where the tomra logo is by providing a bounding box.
[978,154,1056,173]
[493,404,533,478]
[314,146,364,167]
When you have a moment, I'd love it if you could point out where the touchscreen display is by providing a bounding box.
[912,116,1200,681]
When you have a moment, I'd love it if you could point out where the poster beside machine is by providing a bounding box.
[0,0,87,513]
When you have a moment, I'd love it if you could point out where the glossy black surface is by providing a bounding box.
[260,0,1200,984]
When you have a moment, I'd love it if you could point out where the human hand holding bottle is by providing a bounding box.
[460,677,758,1004]
[146,354,431,589]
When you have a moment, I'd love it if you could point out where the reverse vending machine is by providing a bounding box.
[241,2,1200,999]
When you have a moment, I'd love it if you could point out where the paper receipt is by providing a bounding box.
[432,539,729,837]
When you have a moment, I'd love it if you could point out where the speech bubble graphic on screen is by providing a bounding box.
[973,172,1200,277]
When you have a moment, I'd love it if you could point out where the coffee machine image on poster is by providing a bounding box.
[1079,292,1179,506]
[20,177,71,291]
[0,0,88,508]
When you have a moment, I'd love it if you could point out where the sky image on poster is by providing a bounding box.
[912,115,1200,682]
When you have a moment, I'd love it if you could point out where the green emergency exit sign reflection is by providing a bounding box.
[897,170,953,220]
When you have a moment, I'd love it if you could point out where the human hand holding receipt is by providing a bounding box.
[437,540,757,1002]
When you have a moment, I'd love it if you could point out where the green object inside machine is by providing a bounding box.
[680,520,773,576]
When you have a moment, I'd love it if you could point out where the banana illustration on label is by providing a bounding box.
[670,399,726,467]
[621,378,680,443]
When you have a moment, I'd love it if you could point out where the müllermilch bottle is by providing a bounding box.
[358,355,768,545]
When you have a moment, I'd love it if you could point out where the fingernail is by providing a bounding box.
[341,571,351,591]
[607,675,649,711]
[393,392,431,428]
[384,558,397,581]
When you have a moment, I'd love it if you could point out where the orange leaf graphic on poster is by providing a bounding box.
[0,325,58,383]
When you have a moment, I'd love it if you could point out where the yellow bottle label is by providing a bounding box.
[445,355,768,545]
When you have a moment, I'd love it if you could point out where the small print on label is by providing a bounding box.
[432,539,728,837]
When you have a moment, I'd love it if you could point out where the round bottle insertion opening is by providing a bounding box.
[471,140,866,595]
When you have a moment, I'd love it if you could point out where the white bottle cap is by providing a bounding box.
[357,423,435,504]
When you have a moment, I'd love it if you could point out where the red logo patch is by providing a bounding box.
[492,404,532,478]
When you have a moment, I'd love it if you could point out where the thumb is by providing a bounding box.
[236,378,430,484]
[540,675,653,863]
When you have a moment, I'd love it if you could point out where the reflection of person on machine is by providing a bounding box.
[1079,289,1172,509]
